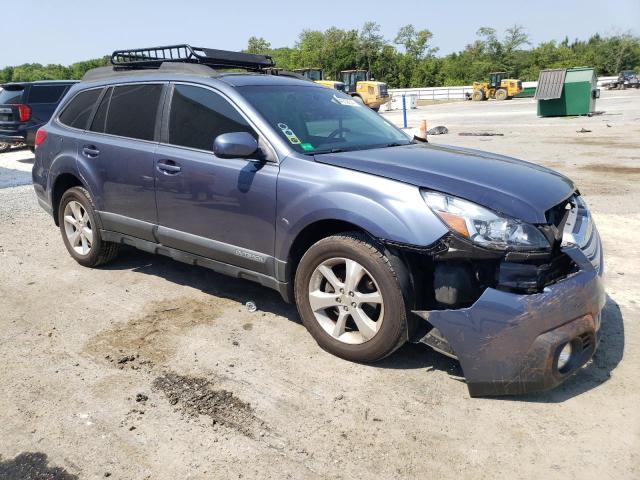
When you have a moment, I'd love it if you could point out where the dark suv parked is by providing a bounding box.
[0,80,77,152]
[32,45,605,396]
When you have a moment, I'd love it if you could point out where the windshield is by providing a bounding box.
[239,85,411,154]
[0,86,24,104]
[354,71,367,82]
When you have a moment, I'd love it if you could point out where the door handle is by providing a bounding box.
[157,160,181,174]
[82,145,100,157]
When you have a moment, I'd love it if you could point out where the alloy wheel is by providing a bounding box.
[63,200,93,255]
[308,257,384,344]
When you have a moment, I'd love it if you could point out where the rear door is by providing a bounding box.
[154,83,278,275]
[76,83,165,241]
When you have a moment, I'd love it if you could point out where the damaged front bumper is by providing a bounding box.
[413,246,605,397]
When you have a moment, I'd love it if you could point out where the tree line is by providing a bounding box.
[2,23,639,88]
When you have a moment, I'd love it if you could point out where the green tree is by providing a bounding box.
[358,21,384,72]
[246,36,271,55]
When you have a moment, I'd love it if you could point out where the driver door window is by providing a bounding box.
[167,84,256,151]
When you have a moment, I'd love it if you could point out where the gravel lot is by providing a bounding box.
[0,90,638,479]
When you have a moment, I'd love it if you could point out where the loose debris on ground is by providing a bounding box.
[152,372,264,438]
[104,353,154,371]
[427,126,449,135]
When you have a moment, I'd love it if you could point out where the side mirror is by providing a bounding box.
[213,132,258,159]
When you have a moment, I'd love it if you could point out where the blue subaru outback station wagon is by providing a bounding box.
[32,45,605,396]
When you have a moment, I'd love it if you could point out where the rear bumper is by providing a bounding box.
[413,246,605,396]
[0,132,26,145]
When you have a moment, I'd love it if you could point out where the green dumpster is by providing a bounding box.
[535,67,599,116]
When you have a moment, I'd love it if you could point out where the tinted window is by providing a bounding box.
[105,84,162,141]
[58,88,102,130]
[28,85,68,104]
[168,85,255,151]
[90,87,111,133]
[0,86,24,104]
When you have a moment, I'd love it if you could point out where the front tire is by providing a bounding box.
[59,186,120,267]
[0,142,10,153]
[471,90,485,101]
[294,232,407,362]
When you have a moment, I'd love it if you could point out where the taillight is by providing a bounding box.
[17,104,31,122]
[34,128,48,147]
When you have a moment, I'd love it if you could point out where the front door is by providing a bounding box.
[154,83,278,276]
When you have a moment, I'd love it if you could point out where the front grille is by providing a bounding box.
[562,196,602,274]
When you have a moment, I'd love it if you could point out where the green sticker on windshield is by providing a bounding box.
[300,143,314,151]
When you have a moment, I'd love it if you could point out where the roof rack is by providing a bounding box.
[111,44,275,71]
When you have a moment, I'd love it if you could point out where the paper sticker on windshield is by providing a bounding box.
[277,122,301,144]
[331,94,359,107]
[300,143,314,151]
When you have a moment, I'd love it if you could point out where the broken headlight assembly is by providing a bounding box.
[422,191,551,251]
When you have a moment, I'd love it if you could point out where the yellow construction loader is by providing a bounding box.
[293,68,346,92]
[471,72,523,101]
[340,70,390,111]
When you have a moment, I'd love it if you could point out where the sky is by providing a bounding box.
[2,0,639,68]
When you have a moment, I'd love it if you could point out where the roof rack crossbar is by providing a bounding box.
[111,44,274,71]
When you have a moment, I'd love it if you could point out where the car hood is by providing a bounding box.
[314,143,576,224]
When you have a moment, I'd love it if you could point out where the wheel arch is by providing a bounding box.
[51,173,86,225]
[286,219,375,286]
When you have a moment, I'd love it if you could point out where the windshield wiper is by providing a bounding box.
[311,147,348,155]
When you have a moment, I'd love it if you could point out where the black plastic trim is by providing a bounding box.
[101,230,290,301]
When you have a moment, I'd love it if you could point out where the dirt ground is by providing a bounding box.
[0,89,638,479]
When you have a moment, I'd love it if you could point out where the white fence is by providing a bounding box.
[387,76,619,103]
[389,86,473,102]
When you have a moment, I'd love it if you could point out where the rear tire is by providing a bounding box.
[0,143,10,153]
[58,186,120,267]
[294,232,407,362]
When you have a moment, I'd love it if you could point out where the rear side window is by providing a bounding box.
[168,84,255,151]
[0,86,24,104]
[58,88,102,129]
[104,84,162,141]
[28,85,68,104]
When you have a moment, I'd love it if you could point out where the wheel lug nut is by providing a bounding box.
[349,291,354,297]
[336,297,341,303]
[343,306,349,311]
[340,288,344,294]
[351,302,356,307]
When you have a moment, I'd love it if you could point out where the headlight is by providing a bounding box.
[422,191,550,251]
